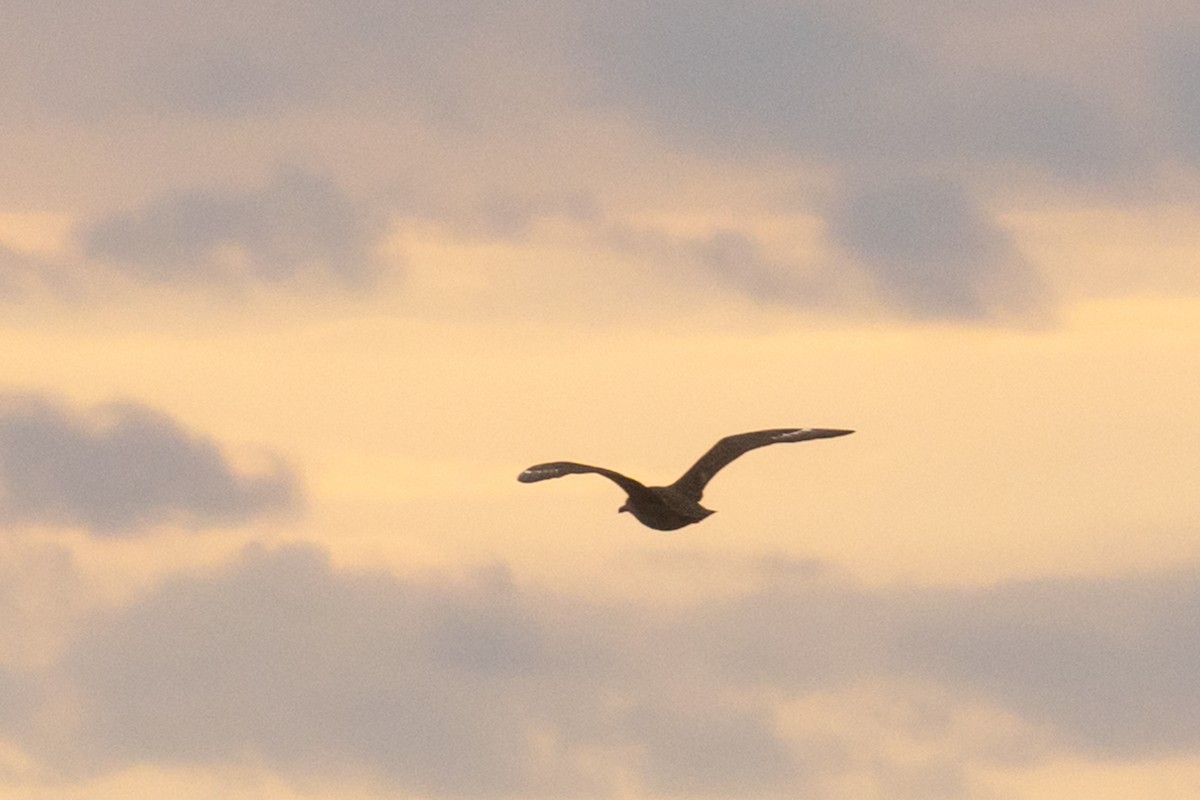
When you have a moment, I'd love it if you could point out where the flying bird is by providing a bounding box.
[517,427,853,530]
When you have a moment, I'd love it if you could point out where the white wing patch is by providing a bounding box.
[773,428,854,442]
[518,464,564,482]
[774,428,813,441]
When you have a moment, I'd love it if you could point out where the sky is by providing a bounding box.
[1,2,1199,798]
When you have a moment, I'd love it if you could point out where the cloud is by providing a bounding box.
[0,542,83,671]
[459,190,600,240]
[826,174,1045,318]
[13,543,825,795]
[48,546,611,795]
[583,3,908,154]
[603,225,798,304]
[0,245,35,298]
[572,2,1199,319]
[1156,27,1200,166]
[621,693,805,796]
[3,1,1197,321]
[0,244,99,305]
[1,2,302,119]
[601,224,855,314]
[7,542,1200,796]
[0,667,26,725]
[81,169,384,288]
[581,2,1142,182]
[0,5,1184,314]
[688,231,813,304]
[2,1,1160,183]
[603,212,1036,320]
[897,572,1200,756]
[0,245,68,301]
[0,394,300,535]
[0,0,558,123]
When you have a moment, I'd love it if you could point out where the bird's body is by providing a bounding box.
[518,427,853,530]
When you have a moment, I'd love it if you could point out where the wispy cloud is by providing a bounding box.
[0,244,74,302]
[0,394,301,535]
[603,224,846,311]
[81,169,384,288]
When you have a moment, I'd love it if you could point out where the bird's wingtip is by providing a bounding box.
[776,427,855,441]
[518,464,559,483]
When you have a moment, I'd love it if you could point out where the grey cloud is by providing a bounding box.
[1,1,557,123]
[0,667,23,725]
[603,225,842,310]
[1,2,299,119]
[605,212,1035,320]
[687,568,1200,758]
[0,542,83,669]
[0,243,130,305]
[0,662,42,747]
[3,1,1153,183]
[0,394,300,535]
[465,190,600,240]
[623,695,806,797]
[916,74,1140,186]
[1157,29,1200,165]
[12,542,1200,796]
[582,2,896,152]
[35,544,814,796]
[689,565,1200,759]
[0,245,73,302]
[898,572,1200,756]
[52,546,606,795]
[573,2,1176,318]
[82,169,383,287]
[0,667,37,761]
[0,245,35,298]
[151,50,303,119]
[581,2,1140,183]
[386,185,602,242]
[696,566,1200,762]
[690,231,806,303]
[827,175,1044,318]
[7,1,1191,321]
[597,168,1045,321]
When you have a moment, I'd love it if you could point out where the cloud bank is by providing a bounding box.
[581,2,1149,180]
[7,1,1200,319]
[5,542,1197,797]
[0,394,301,535]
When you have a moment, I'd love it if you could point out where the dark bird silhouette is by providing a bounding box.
[518,427,853,530]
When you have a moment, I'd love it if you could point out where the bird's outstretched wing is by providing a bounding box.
[668,428,854,502]
[518,461,654,499]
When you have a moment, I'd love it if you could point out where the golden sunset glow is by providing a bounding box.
[2,4,1199,799]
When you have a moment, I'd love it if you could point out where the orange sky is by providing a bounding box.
[2,3,1200,799]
